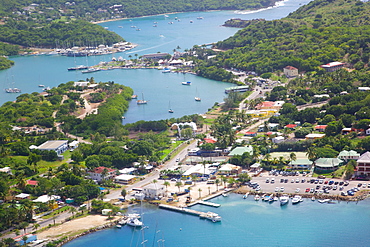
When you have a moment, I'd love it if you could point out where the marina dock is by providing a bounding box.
[158,204,204,216]
[187,200,220,207]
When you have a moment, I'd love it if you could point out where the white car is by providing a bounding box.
[275,187,279,192]
[295,188,300,193]
[280,187,285,192]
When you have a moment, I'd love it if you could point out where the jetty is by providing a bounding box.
[159,204,205,216]
[187,200,221,207]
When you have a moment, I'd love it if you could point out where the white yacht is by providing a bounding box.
[280,194,289,206]
[254,195,260,201]
[201,212,221,222]
[127,217,143,227]
[292,195,303,204]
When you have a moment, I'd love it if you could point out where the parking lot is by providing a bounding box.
[249,172,369,196]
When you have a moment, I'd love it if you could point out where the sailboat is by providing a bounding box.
[5,76,21,93]
[195,87,201,101]
[168,101,174,113]
[137,93,148,105]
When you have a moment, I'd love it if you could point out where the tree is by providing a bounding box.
[163,181,170,192]
[71,151,84,164]
[33,223,40,233]
[19,221,29,234]
[198,188,202,198]
[215,179,220,191]
[175,181,182,192]
[120,188,127,199]
[307,146,318,162]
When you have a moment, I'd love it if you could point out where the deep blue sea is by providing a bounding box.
[0,0,311,123]
[64,193,370,247]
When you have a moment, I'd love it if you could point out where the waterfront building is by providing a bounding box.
[218,163,242,175]
[142,184,166,199]
[356,151,370,177]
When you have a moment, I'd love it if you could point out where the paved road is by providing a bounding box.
[106,140,198,200]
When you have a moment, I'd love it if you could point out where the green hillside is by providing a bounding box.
[206,0,370,74]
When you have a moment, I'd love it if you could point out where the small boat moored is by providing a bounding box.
[182,81,191,85]
[280,194,289,206]
[292,195,303,204]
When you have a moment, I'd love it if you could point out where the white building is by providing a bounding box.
[88,166,116,182]
[36,140,69,155]
[142,184,165,199]
[114,174,136,184]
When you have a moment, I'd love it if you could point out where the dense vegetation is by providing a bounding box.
[197,0,370,74]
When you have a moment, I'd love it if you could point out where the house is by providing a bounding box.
[338,150,360,161]
[88,166,116,182]
[314,158,343,171]
[0,167,12,175]
[228,145,253,157]
[74,81,88,87]
[320,62,346,72]
[15,193,30,200]
[102,209,112,215]
[114,174,136,184]
[358,87,370,91]
[218,163,242,175]
[142,183,165,199]
[366,128,370,135]
[283,66,298,78]
[305,133,325,139]
[250,163,261,172]
[285,124,297,130]
[356,151,370,177]
[33,195,60,203]
[182,163,216,177]
[118,167,137,175]
[244,132,257,137]
[315,125,327,132]
[36,140,69,155]
[26,180,38,186]
[289,158,312,169]
[69,140,79,150]
[272,136,285,144]
[342,128,354,135]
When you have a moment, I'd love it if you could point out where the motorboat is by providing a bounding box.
[222,193,228,197]
[262,194,269,201]
[5,88,21,93]
[38,85,45,87]
[243,193,249,199]
[127,217,143,227]
[131,94,138,99]
[81,68,100,73]
[195,97,201,101]
[311,197,315,201]
[127,213,140,219]
[115,224,122,228]
[280,194,289,206]
[292,195,303,204]
[268,194,274,203]
[200,212,221,222]
[318,199,331,203]
[181,81,191,85]
[254,195,260,201]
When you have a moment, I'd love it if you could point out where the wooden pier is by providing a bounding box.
[187,200,220,207]
[159,204,203,216]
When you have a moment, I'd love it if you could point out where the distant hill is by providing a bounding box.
[206,0,370,74]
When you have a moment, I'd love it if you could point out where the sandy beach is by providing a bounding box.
[37,215,115,240]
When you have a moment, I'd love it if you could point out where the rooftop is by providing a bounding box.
[38,140,68,150]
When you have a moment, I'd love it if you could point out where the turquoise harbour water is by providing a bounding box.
[0,0,311,123]
[64,194,370,247]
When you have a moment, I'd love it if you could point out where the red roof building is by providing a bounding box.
[315,125,327,132]
[283,66,298,78]
[88,166,116,182]
[320,62,346,72]
[26,180,38,186]
[204,138,217,144]
[285,124,297,129]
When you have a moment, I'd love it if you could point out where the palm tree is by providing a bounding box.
[215,179,220,191]
[163,181,170,192]
[198,188,202,199]
[19,221,29,234]
[69,207,77,218]
[175,181,182,192]
[33,223,40,233]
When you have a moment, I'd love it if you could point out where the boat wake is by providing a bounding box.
[234,0,289,15]
[126,39,179,54]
